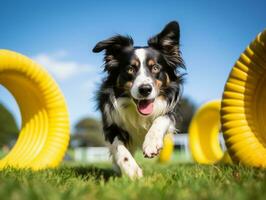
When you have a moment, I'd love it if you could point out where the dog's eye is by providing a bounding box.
[127,66,135,74]
[152,65,160,73]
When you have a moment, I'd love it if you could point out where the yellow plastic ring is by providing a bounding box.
[221,29,266,167]
[188,100,224,164]
[0,49,70,170]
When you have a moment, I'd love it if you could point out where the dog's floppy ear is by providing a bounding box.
[92,35,133,72]
[92,35,133,53]
[148,21,184,68]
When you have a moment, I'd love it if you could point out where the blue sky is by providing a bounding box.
[0,0,265,128]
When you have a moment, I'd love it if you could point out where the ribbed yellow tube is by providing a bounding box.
[0,50,70,170]
[188,100,225,164]
[221,29,266,167]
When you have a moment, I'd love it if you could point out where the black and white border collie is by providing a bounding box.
[92,21,185,179]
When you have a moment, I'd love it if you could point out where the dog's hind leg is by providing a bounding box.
[110,137,143,179]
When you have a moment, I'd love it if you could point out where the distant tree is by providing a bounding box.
[71,117,106,147]
[0,103,19,146]
[176,97,196,133]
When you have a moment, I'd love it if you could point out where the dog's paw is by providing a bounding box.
[142,136,163,158]
[128,165,143,180]
[124,163,143,180]
[119,157,143,179]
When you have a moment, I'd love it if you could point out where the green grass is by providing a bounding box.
[0,162,266,200]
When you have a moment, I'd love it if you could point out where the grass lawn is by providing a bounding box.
[0,159,266,200]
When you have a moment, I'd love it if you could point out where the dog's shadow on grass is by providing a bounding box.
[70,166,118,181]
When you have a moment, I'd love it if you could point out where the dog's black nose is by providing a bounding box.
[138,84,152,97]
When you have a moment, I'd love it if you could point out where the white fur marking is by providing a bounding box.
[110,137,143,179]
[131,49,156,99]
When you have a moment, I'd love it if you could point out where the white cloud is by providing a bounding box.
[32,51,95,81]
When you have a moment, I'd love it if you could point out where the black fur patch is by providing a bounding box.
[102,123,130,144]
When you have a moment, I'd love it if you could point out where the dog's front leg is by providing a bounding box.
[143,115,173,158]
[110,137,143,179]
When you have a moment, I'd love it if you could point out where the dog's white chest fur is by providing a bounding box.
[104,97,168,147]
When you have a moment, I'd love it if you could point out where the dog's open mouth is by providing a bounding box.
[134,99,155,116]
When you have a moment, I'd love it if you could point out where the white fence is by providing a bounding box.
[74,147,111,163]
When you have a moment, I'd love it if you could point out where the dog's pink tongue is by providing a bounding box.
[138,100,154,115]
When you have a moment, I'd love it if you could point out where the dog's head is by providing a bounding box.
[93,21,184,116]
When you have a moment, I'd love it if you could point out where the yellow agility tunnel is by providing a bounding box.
[222,29,266,167]
[188,100,223,164]
[189,29,266,167]
[0,50,70,170]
